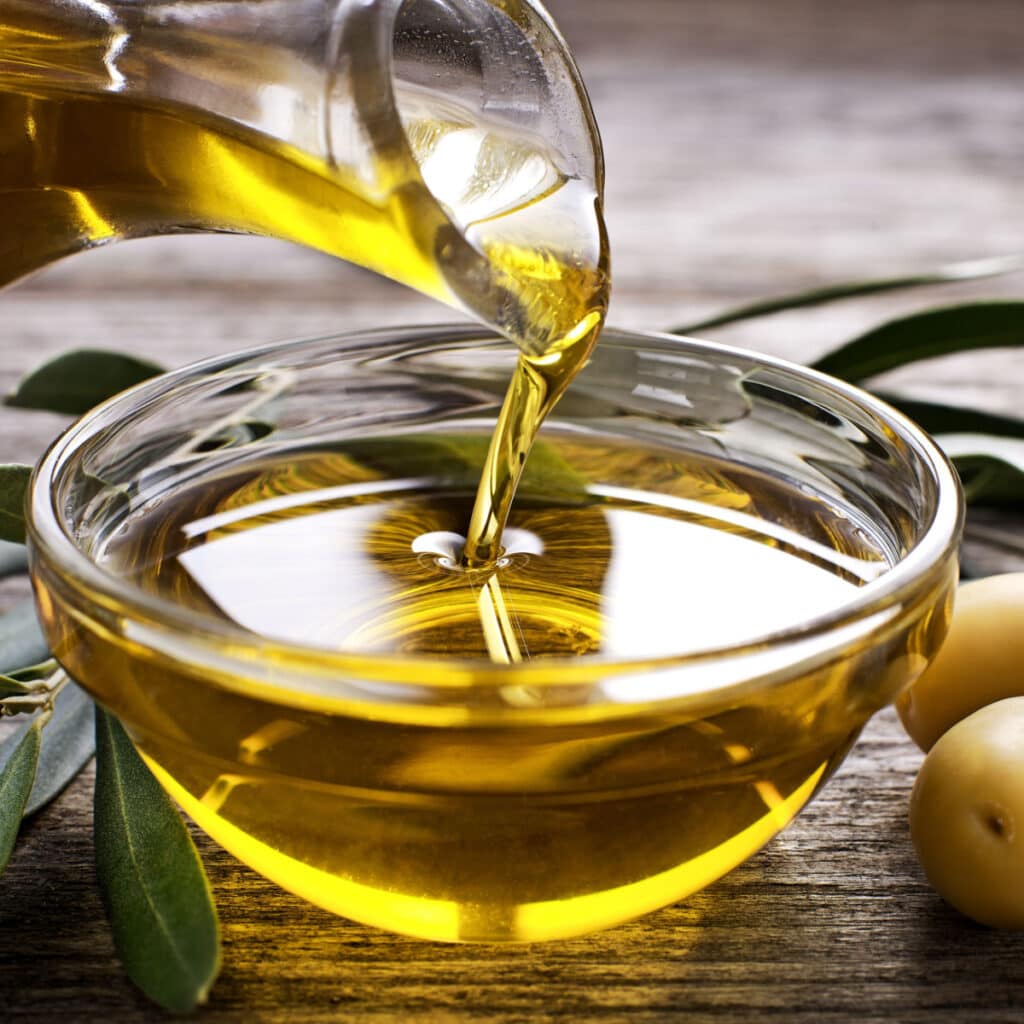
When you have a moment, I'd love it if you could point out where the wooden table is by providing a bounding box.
[3,1,1023,1019]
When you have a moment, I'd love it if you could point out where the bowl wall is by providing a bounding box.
[27,326,962,941]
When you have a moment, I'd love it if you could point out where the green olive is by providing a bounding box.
[910,697,1024,928]
[898,572,1024,752]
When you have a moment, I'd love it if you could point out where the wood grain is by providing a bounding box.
[3,0,1024,1019]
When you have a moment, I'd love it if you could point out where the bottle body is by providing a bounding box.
[0,0,607,355]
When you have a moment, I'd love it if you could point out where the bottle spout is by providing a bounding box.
[383,0,610,356]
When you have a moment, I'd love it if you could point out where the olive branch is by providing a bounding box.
[1,257,1023,1013]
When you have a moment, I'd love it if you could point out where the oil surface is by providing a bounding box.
[103,438,886,660]
[57,434,895,941]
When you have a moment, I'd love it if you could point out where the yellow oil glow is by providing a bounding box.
[68,188,115,242]
[514,764,826,940]
[148,751,826,943]
[147,755,464,943]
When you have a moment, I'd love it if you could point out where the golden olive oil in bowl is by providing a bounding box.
[28,327,963,942]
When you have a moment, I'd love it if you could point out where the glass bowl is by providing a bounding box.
[26,325,963,942]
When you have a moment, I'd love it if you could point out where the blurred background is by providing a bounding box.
[2,0,1022,459]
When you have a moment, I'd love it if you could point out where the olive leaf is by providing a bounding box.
[0,678,31,699]
[24,678,94,816]
[0,659,52,700]
[0,673,93,816]
[4,659,58,683]
[874,394,1024,441]
[0,540,28,578]
[519,440,593,504]
[346,434,591,505]
[811,302,1024,383]
[94,707,220,1014]
[5,349,165,415]
[0,715,42,874]
[0,599,51,674]
[0,464,31,544]
[956,455,1024,505]
[670,254,1024,334]
[345,434,489,483]
[945,442,1024,506]
[0,709,34,762]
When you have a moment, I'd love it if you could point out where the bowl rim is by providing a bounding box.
[26,323,964,703]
